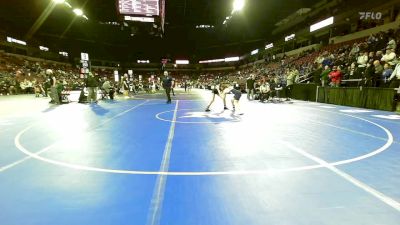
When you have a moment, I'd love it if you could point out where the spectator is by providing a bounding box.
[311,63,323,85]
[381,48,397,66]
[259,79,271,103]
[349,43,360,56]
[285,67,299,100]
[364,62,375,87]
[375,51,383,61]
[328,66,342,87]
[348,62,357,79]
[375,32,387,51]
[388,62,400,88]
[102,77,114,100]
[387,37,397,51]
[322,55,333,67]
[373,60,384,87]
[320,65,331,87]
[368,52,376,64]
[382,63,393,86]
[357,51,369,68]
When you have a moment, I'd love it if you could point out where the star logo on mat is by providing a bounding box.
[179,112,235,119]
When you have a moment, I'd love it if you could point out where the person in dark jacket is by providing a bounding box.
[311,64,323,85]
[246,74,256,100]
[373,60,384,87]
[102,77,114,100]
[363,63,375,87]
[162,71,173,104]
[86,72,99,103]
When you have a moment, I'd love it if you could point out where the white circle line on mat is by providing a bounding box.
[14,111,393,176]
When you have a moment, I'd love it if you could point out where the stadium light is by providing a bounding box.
[199,59,225,64]
[59,51,68,57]
[265,43,273,49]
[224,56,240,62]
[310,17,334,32]
[285,34,295,42]
[176,60,189,65]
[7,37,26,45]
[251,49,259,55]
[232,0,245,13]
[53,0,65,4]
[39,46,49,51]
[73,8,83,16]
[125,16,154,22]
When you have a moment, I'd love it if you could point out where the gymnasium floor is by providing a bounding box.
[1,89,400,225]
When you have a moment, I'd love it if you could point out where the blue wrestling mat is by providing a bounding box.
[1,89,399,225]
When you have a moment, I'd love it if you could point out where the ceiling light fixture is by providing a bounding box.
[73,8,83,16]
[232,0,245,13]
[224,0,245,24]
[53,0,65,4]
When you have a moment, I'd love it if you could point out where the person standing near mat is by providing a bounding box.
[184,80,188,92]
[171,77,176,96]
[86,72,99,104]
[388,60,400,88]
[162,71,173,104]
[246,74,256,100]
[121,73,129,97]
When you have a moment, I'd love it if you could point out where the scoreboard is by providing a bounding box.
[118,0,160,16]
[116,0,165,36]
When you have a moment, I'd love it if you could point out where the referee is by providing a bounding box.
[162,71,173,104]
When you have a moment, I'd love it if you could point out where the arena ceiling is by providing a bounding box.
[0,0,366,61]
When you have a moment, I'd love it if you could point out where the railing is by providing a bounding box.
[297,71,314,84]
[298,76,313,83]
[315,86,397,111]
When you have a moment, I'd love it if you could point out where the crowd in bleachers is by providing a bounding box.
[0,51,86,96]
[1,27,400,102]
[227,27,400,94]
[291,28,400,89]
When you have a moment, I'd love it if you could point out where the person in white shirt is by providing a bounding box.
[357,51,368,68]
[349,43,360,56]
[381,49,397,66]
[388,62,400,88]
[314,55,324,64]
[259,80,271,103]
[387,38,397,51]
[102,77,114,100]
